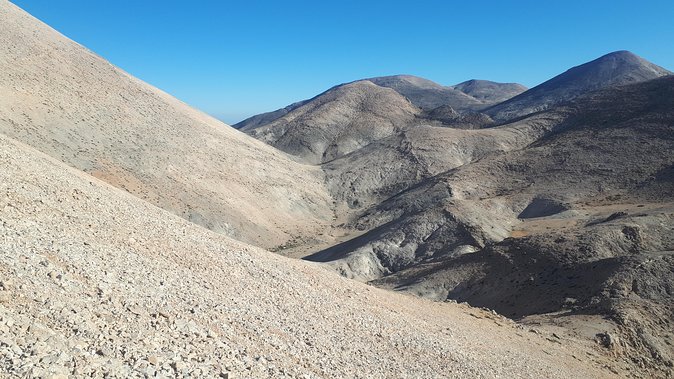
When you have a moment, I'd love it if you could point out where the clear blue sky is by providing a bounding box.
[11,0,674,124]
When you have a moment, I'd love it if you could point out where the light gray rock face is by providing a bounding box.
[485,50,672,122]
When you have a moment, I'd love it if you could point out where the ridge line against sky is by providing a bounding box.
[10,0,674,124]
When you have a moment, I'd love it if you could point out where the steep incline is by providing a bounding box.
[0,132,614,378]
[0,0,332,249]
[486,51,671,122]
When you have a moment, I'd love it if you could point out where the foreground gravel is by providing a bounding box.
[0,136,616,379]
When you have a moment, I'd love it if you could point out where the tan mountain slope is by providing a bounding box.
[0,0,332,249]
[241,81,421,164]
[0,133,618,378]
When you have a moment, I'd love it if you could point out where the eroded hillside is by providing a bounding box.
[2,0,674,377]
[0,0,333,250]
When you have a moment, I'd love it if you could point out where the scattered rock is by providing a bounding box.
[596,332,618,349]
[147,355,159,366]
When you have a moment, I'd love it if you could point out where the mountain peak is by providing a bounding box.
[365,75,525,111]
[564,50,670,77]
[602,50,638,58]
[586,50,665,69]
[485,51,671,121]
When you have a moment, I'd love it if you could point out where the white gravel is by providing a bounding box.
[0,133,616,378]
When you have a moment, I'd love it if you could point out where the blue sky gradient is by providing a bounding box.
[11,0,674,124]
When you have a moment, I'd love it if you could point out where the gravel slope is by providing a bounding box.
[0,133,615,378]
[0,0,333,250]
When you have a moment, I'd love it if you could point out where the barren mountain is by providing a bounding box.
[316,75,674,282]
[452,79,527,104]
[486,50,672,122]
[310,76,674,376]
[235,76,525,132]
[0,0,333,249]
[231,47,674,376]
[236,75,526,163]
[1,132,619,378]
[368,75,527,111]
[365,75,478,111]
[239,81,421,164]
[3,0,674,377]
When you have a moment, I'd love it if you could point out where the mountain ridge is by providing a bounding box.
[235,75,526,130]
[485,50,672,121]
[0,0,334,249]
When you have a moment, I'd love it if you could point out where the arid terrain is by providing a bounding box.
[239,47,674,378]
[0,1,334,251]
[1,0,673,378]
